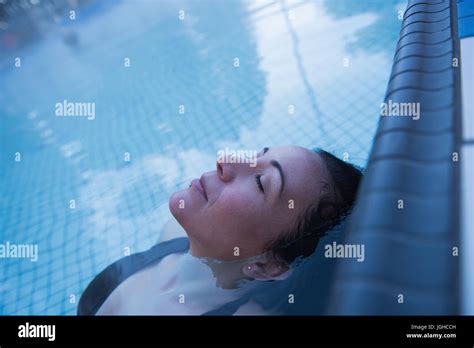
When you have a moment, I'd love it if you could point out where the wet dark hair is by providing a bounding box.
[266,149,363,265]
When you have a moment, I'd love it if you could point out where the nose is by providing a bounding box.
[217,159,258,182]
[216,161,235,182]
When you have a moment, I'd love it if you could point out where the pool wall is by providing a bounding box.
[328,0,462,315]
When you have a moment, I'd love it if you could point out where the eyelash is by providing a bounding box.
[255,174,264,193]
[255,147,268,193]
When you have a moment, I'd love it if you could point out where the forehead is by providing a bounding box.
[272,146,326,202]
[272,146,322,173]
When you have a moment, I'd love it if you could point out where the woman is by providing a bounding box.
[78,145,362,315]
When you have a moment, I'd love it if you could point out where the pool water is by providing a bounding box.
[0,0,405,315]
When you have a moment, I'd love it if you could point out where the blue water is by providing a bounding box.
[0,0,405,315]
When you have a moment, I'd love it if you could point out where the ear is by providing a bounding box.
[242,261,290,281]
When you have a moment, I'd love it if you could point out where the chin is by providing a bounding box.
[169,190,184,219]
[169,188,198,228]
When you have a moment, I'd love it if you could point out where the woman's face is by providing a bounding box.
[169,145,328,261]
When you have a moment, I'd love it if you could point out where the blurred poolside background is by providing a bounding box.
[0,0,405,314]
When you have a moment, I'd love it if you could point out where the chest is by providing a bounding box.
[96,253,238,315]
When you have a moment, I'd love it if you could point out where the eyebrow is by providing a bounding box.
[270,159,285,197]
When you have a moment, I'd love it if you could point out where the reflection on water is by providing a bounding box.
[0,0,405,314]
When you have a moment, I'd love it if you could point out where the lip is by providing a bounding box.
[191,177,208,201]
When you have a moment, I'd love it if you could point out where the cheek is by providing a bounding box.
[210,187,262,223]
[207,191,268,256]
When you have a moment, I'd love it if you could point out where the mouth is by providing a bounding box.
[190,176,208,201]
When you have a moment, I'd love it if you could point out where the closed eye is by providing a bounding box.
[255,174,264,193]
